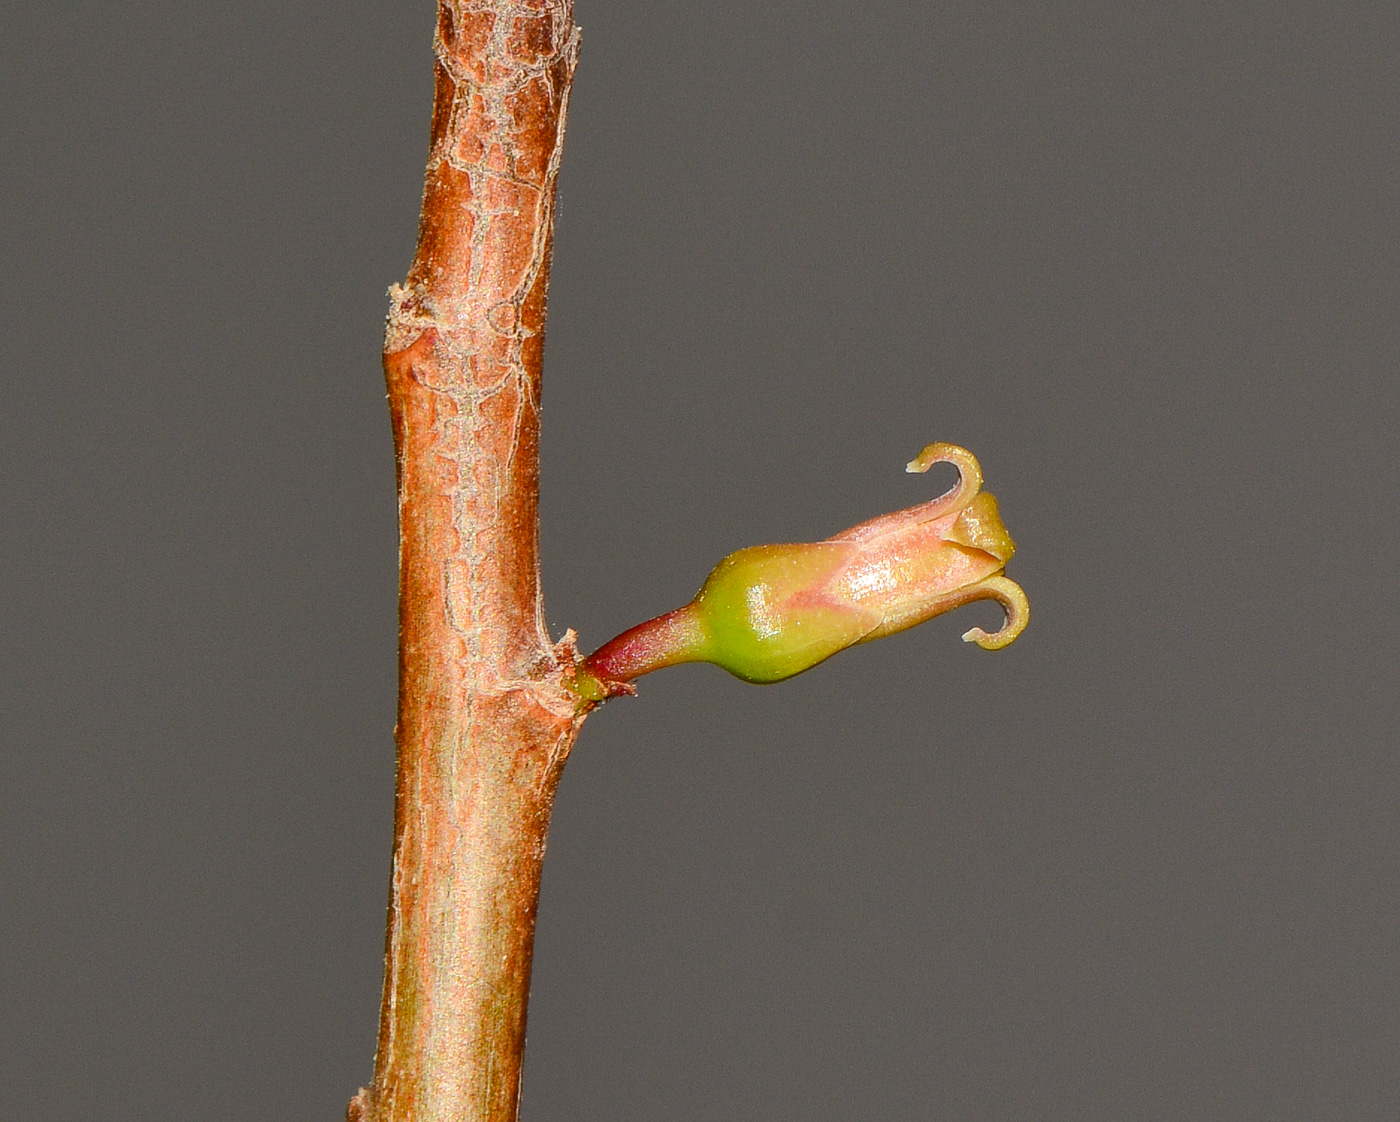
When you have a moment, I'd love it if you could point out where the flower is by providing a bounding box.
[571,443,1028,700]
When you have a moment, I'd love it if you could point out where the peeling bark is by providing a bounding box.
[351,4,584,1120]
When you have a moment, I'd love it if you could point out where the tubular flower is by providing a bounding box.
[571,443,1028,701]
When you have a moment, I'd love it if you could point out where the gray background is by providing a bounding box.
[3,2,1398,1119]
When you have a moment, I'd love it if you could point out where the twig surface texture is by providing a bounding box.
[351,4,582,1120]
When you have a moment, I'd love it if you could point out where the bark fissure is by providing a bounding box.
[352,4,584,1120]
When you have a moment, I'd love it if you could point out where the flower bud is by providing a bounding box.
[571,443,1028,700]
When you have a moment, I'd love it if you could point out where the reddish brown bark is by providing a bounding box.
[350,4,584,1121]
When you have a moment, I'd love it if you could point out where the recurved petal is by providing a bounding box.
[958,576,1030,650]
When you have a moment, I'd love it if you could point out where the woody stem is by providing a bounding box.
[350,5,584,1121]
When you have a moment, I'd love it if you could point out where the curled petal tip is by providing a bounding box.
[905,442,984,506]
[958,575,1030,651]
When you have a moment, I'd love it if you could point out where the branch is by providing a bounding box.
[350,4,582,1120]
